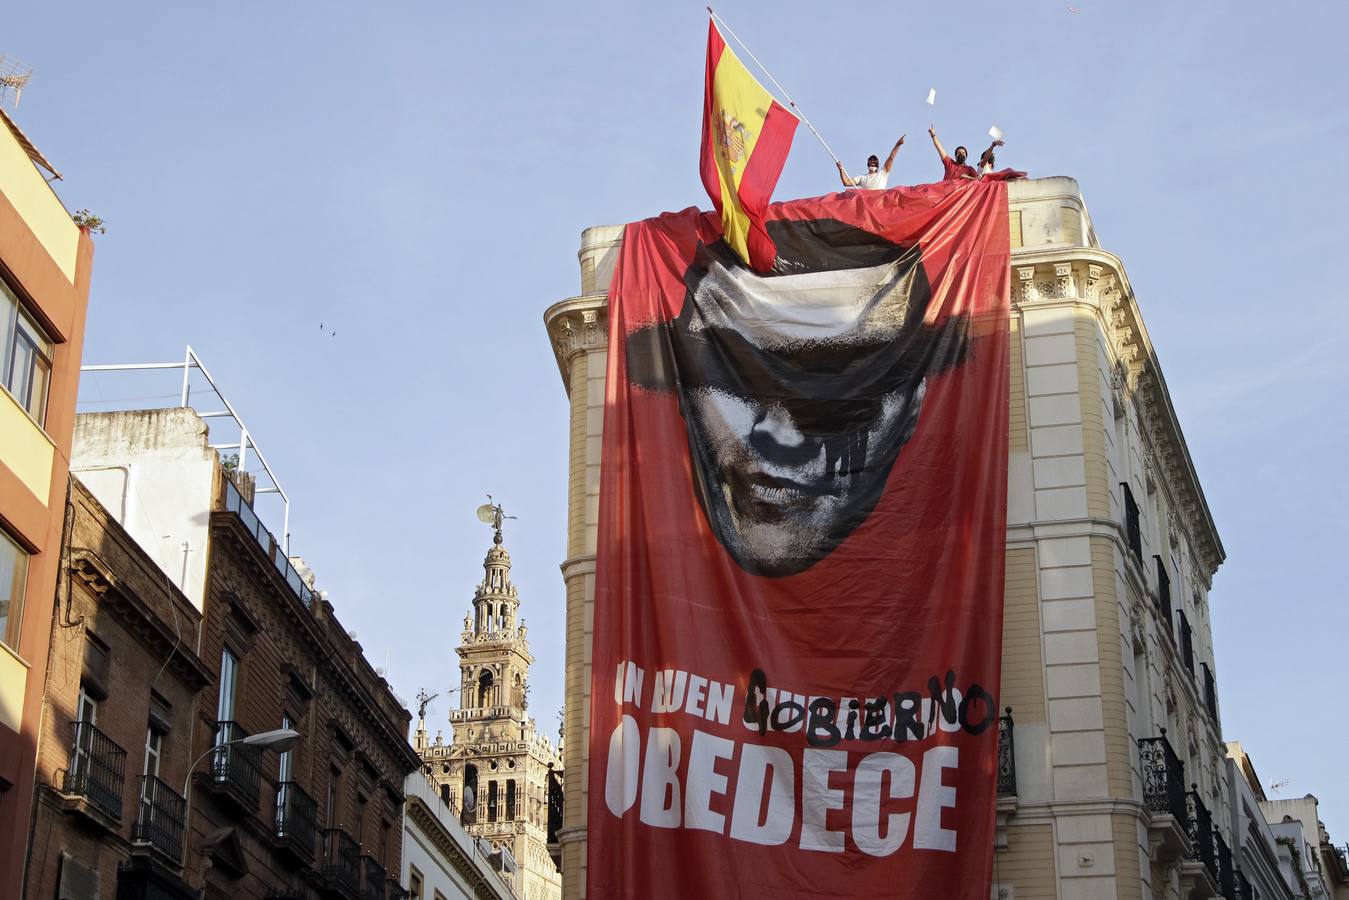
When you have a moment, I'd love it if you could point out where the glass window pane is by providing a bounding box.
[0,530,29,648]
[217,649,237,723]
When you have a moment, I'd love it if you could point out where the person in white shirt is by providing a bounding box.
[836,134,904,190]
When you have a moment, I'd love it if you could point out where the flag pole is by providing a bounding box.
[707,7,848,175]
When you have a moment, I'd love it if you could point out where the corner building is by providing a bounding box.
[543,177,1242,899]
[415,522,563,900]
[0,109,95,898]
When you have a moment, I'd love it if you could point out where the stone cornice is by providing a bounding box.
[542,295,608,386]
[1012,252,1225,583]
[406,795,513,900]
[68,547,212,690]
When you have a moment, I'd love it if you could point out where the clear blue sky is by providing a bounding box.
[10,0,1348,839]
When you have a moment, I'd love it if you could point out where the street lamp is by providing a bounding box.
[179,728,300,865]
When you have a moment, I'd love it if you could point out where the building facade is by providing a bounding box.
[24,475,208,900]
[415,519,563,900]
[55,405,422,900]
[1259,794,1349,900]
[542,178,1248,899]
[402,770,516,900]
[0,108,95,898]
[1225,743,1297,900]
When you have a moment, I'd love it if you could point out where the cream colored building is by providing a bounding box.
[543,177,1255,899]
[416,521,563,900]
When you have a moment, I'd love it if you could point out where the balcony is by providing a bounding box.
[997,708,1017,796]
[1138,730,1188,859]
[207,721,263,814]
[133,775,186,863]
[385,880,409,900]
[320,828,360,899]
[222,478,315,610]
[359,855,385,900]
[1182,789,1222,897]
[274,781,318,863]
[63,721,127,822]
[1216,831,1235,898]
[1236,870,1255,900]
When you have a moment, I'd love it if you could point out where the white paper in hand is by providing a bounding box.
[989,125,1004,140]
[926,88,936,105]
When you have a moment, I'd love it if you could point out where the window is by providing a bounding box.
[144,726,163,777]
[0,529,29,649]
[433,891,447,900]
[487,780,498,822]
[1121,483,1142,564]
[216,648,238,726]
[277,713,295,782]
[71,686,98,780]
[408,866,423,900]
[506,779,516,820]
[1,280,54,423]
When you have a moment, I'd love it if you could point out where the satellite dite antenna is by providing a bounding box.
[0,57,33,109]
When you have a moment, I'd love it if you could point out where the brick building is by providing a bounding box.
[0,106,95,898]
[25,475,208,900]
[25,400,422,900]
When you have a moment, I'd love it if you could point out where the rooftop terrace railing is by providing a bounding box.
[223,478,314,610]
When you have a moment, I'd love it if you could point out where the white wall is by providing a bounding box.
[72,409,217,611]
[402,771,515,900]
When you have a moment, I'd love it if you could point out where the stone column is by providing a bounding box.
[543,222,622,900]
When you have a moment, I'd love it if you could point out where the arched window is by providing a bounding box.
[478,670,494,708]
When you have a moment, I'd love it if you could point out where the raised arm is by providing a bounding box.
[883,135,905,173]
[983,138,1004,158]
[836,160,857,187]
[929,125,948,161]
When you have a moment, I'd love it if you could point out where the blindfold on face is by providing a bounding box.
[626,219,968,407]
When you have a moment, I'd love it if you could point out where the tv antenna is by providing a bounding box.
[1269,778,1292,797]
[415,688,440,722]
[475,494,517,542]
[0,57,32,109]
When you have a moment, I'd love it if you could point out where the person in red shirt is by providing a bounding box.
[928,125,1000,181]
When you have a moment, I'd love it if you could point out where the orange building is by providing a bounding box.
[0,108,95,898]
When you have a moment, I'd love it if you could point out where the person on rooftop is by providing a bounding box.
[836,135,904,190]
[964,145,1027,182]
[928,125,1000,181]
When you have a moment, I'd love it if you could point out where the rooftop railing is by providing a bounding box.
[64,721,126,820]
[223,479,315,610]
[133,774,186,862]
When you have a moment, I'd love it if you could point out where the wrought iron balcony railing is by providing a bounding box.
[385,880,409,900]
[1237,870,1255,900]
[63,721,127,820]
[321,828,360,896]
[274,781,318,862]
[1122,483,1143,565]
[209,721,264,812]
[133,774,186,862]
[1216,830,1235,898]
[997,708,1016,796]
[1138,730,1186,825]
[1185,788,1221,885]
[359,855,385,900]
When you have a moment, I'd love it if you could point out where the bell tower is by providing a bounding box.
[415,501,562,900]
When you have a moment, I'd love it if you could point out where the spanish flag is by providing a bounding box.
[700,18,798,272]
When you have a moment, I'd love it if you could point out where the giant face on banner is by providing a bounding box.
[627,219,968,577]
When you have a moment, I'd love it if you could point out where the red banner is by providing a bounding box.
[587,180,1011,900]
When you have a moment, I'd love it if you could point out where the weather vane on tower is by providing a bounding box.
[476,494,517,544]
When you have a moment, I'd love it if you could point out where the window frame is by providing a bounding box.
[0,528,30,649]
[0,278,55,425]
